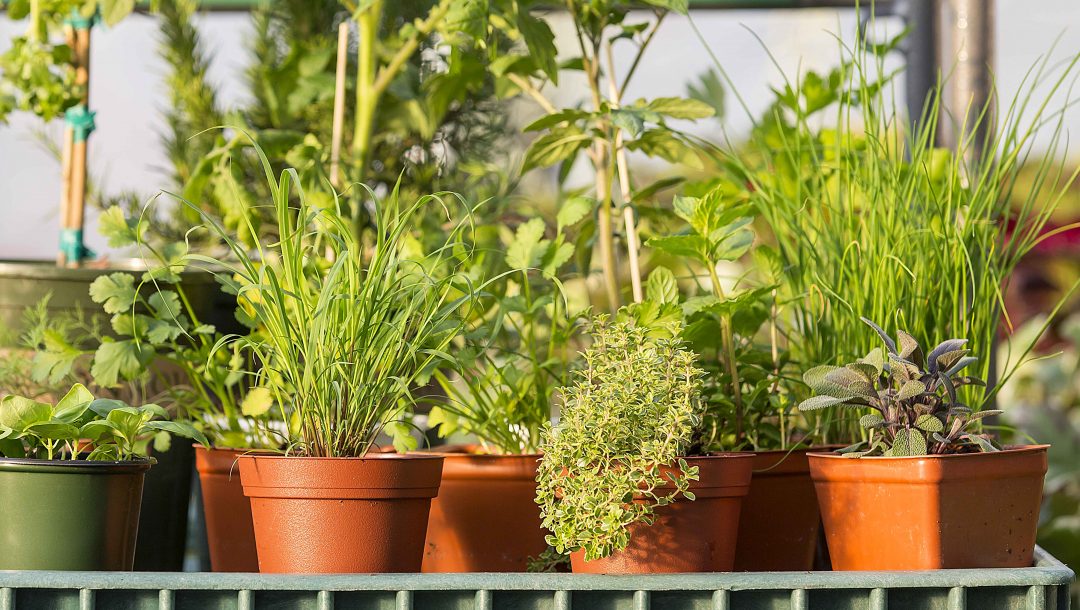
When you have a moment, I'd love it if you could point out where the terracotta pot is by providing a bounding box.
[419,446,545,572]
[238,453,444,573]
[570,453,754,574]
[810,445,1049,571]
[195,446,259,572]
[734,448,836,571]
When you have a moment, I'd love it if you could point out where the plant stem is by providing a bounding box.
[708,263,744,442]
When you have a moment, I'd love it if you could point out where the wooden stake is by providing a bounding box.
[57,24,76,266]
[605,42,643,303]
[65,26,91,269]
[329,21,349,188]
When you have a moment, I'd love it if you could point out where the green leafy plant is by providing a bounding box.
[0,0,142,123]
[28,205,280,449]
[488,0,711,311]
[799,318,1000,457]
[535,312,705,561]
[646,182,804,451]
[716,28,1080,444]
[0,382,207,461]
[428,207,590,454]
[179,143,484,457]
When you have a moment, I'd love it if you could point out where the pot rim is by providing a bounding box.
[0,456,152,473]
[807,443,1049,461]
[236,452,445,462]
[412,443,542,459]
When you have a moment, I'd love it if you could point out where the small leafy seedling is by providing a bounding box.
[799,317,1001,457]
[0,383,208,461]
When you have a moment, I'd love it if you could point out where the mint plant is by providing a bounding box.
[535,312,705,561]
[799,318,1001,457]
[0,383,207,461]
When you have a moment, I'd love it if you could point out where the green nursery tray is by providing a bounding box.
[0,548,1071,610]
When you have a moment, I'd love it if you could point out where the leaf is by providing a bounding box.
[100,0,136,26]
[645,267,679,305]
[522,126,589,171]
[444,0,488,41]
[897,380,927,401]
[891,428,927,456]
[822,367,877,400]
[626,129,701,168]
[927,339,968,373]
[798,395,849,411]
[26,422,80,441]
[915,414,945,433]
[862,347,886,376]
[98,206,140,247]
[610,109,645,138]
[860,413,885,429]
[710,226,754,261]
[143,421,210,448]
[643,97,715,120]
[89,273,137,314]
[0,396,53,433]
[646,234,709,264]
[557,196,594,231]
[88,398,128,418]
[516,12,558,82]
[541,238,574,278]
[897,330,922,364]
[639,0,689,14]
[53,383,94,422]
[861,317,898,355]
[148,290,183,320]
[506,218,549,270]
[91,340,153,387]
[803,365,857,400]
[944,356,978,377]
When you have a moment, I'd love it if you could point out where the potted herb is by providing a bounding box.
[800,318,1048,570]
[183,148,481,573]
[0,382,206,570]
[646,185,836,571]
[421,210,588,572]
[536,310,753,574]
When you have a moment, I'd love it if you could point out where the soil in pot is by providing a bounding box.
[0,458,150,570]
[570,453,754,574]
[420,445,545,572]
[734,447,839,571]
[810,445,1049,570]
[239,453,444,573]
[195,446,259,572]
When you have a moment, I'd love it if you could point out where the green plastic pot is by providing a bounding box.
[0,259,237,346]
[0,457,151,570]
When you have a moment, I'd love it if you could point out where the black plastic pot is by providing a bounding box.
[0,457,151,570]
[134,440,196,571]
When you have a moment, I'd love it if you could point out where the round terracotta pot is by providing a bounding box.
[734,447,840,572]
[195,446,259,572]
[419,446,545,572]
[238,453,444,573]
[569,453,754,574]
[809,445,1049,571]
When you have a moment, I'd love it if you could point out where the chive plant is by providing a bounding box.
[181,144,483,457]
[710,30,1080,440]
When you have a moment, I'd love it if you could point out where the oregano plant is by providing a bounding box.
[535,311,705,561]
[799,317,1001,457]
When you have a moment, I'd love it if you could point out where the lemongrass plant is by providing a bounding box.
[709,28,1080,440]
[177,143,485,457]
